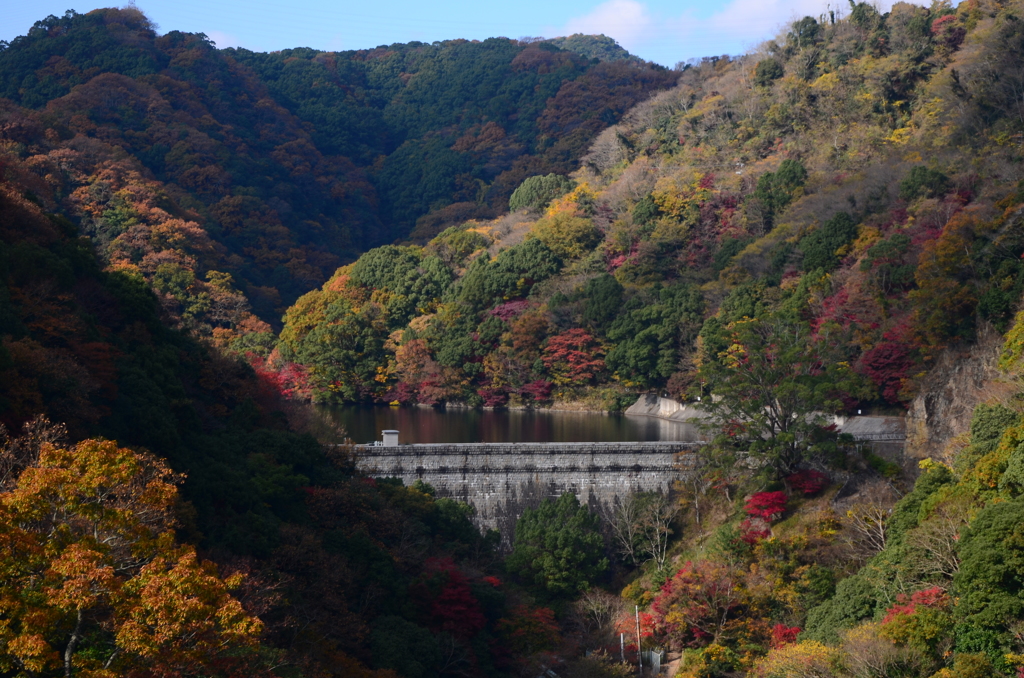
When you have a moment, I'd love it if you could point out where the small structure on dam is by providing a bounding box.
[354,433,699,549]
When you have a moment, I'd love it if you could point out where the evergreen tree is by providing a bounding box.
[506,493,608,599]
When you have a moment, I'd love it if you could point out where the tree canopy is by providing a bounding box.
[506,493,608,599]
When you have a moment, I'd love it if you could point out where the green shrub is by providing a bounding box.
[953,499,1024,672]
[864,450,901,479]
[632,194,661,225]
[505,493,609,599]
[509,173,575,212]
[752,159,807,230]
[799,212,857,272]
[801,574,879,643]
[899,166,950,201]
[956,403,1020,476]
[754,58,784,87]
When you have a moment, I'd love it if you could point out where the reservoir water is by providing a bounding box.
[321,405,703,444]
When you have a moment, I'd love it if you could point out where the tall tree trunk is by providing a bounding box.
[64,608,83,678]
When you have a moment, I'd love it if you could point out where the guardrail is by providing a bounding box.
[353,442,703,456]
[849,433,906,441]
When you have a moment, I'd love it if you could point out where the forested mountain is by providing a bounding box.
[0,8,674,325]
[0,9,673,678]
[280,0,1024,417]
[9,1,1024,677]
[0,177,559,677]
[232,38,673,241]
[269,0,1024,675]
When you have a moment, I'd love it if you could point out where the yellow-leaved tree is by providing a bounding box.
[0,417,272,678]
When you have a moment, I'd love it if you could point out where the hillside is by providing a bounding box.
[0,165,570,678]
[0,9,674,326]
[9,1,1024,677]
[0,9,678,678]
[270,1,1024,676]
[279,0,1024,416]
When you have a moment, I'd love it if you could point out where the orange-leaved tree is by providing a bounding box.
[0,417,272,678]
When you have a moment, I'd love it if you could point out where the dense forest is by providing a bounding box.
[0,9,675,323]
[6,0,1024,676]
[279,0,1024,417]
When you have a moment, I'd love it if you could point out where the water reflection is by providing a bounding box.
[320,405,703,444]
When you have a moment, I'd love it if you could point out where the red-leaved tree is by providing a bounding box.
[541,329,606,386]
[745,491,788,521]
[650,560,743,648]
[770,623,801,648]
[786,470,829,496]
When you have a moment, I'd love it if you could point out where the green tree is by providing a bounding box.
[581,274,624,332]
[349,245,454,326]
[506,493,609,599]
[698,313,854,477]
[801,574,880,644]
[899,166,950,201]
[427,225,491,268]
[606,284,704,388]
[509,174,575,212]
[750,159,807,232]
[955,403,1020,476]
[953,498,1024,672]
[754,58,784,87]
[631,194,661,226]
[799,211,858,272]
[531,213,601,260]
[455,239,561,310]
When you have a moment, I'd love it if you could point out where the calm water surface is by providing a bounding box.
[320,405,702,444]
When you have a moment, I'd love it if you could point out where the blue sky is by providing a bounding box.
[4,0,921,67]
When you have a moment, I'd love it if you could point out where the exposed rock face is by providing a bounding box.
[906,325,1015,463]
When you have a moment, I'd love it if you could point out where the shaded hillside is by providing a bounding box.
[0,9,676,330]
[278,0,1024,417]
[231,38,676,240]
[0,9,381,320]
[0,136,566,678]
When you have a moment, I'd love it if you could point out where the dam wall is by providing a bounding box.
[354,441,698,549]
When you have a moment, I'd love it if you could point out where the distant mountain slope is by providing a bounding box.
[0,9,677,325]
[542,34,644,64]
[0,9,381,320]
[231,39,676,240]
[276,0,1024,418]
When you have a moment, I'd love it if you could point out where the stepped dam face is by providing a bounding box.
[353,441,699,549]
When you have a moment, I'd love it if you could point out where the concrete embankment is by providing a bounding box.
[624,394,711,425]
[624,394,907,459]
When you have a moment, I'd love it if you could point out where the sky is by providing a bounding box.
[3,0,923,67]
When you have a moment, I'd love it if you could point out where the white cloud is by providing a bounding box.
[554,0,934,67]
[557,0,655,52]
[205,30,246,49]
[552,0,825,66]
[695,0,827,46]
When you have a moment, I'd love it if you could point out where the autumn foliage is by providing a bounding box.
[0,420,271,677]
[785,470,829,496]
[744,492,788,521]
[650,560,743,647]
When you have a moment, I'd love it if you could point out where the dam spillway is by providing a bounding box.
[353,441,699,548]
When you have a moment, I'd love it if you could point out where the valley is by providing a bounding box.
[5,2,1024,677]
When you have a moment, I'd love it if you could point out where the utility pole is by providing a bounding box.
[635,605,643,674]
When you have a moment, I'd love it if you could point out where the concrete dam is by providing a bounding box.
[352,397,907,547]
[353,440,699,548]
